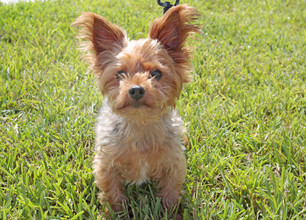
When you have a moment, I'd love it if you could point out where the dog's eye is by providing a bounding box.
[150,69,162,80]
[116,70,127,80]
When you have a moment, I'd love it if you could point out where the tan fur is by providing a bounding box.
[73,4,199,218]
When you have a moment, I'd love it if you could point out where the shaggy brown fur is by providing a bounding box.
[73,4,199,219]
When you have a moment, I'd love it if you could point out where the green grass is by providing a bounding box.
[0,0,305,219]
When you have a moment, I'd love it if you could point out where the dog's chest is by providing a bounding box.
[117,147,164,185]
[136,161,149,185]
[122,158,150,185]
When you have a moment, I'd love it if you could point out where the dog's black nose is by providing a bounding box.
[129,86,145,101]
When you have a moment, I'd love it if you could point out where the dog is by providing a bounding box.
[73,4,199,218]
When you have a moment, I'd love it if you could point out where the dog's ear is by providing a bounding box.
[149,5,199,64]
[73,12,126,56]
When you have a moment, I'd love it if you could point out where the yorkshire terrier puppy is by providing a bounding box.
[73,4,199,217]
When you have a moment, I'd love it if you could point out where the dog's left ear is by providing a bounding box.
[149,5,200,64]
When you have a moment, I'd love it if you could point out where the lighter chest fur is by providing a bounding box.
[94,100,185,184]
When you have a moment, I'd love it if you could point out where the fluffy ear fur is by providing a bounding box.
[149,5,200,66]
[72,12,126,71]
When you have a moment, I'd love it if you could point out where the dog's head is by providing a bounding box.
[73,5,199,121]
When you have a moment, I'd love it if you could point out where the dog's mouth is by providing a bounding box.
[117,101,152,111]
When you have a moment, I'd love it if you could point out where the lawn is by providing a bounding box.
[0,0,305,219]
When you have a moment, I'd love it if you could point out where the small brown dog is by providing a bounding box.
[73,4,199,217]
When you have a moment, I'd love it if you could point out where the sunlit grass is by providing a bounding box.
[0,0,305,219]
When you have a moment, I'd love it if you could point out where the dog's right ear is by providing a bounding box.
[72,12,126,57]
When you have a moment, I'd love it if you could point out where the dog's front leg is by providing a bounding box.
[156,158,186,219]
[93,159,127,212]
